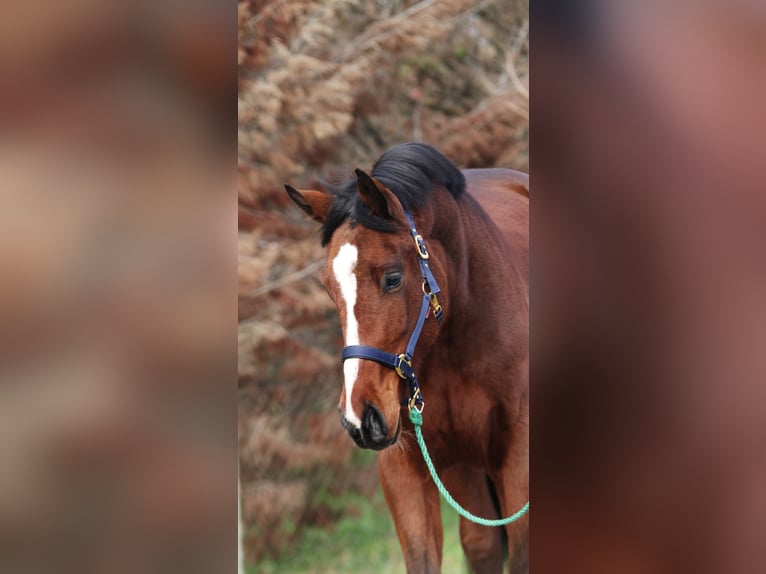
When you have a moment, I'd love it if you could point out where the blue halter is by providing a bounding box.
[340,211,442,413]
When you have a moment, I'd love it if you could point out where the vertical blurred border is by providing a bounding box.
[532,0,766,572]
[0,0,237,572]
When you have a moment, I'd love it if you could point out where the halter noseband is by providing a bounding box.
[340,211,442,413]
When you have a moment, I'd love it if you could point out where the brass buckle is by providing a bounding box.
[414,234,429,259]
[422,282,442,317]
[430,293,442,316]
[394,354,412,380]
[408,388,424,413]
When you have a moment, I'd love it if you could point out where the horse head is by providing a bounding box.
[286,167,446,450]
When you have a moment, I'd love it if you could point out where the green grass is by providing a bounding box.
[251,489,467,574]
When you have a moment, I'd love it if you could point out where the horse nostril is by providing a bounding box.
[339,411,365,447]
[363,404,388,444]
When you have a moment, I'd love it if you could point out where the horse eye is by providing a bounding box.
[383,272,403,293]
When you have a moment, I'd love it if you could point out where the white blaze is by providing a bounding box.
[332,242,362,428]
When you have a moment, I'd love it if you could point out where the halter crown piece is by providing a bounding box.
[340,211,441,412]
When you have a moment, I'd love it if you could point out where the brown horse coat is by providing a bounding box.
[287,144,528,574]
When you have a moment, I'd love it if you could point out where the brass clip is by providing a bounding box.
[429,293,442,316]
[408,388,424,413]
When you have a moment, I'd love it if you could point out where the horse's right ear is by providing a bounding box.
[355,168,405,222]
[284,184,332,223]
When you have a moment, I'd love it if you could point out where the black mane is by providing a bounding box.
[320,143,466,246]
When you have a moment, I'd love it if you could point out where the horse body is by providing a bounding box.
[286,144,528,574]
[381,169,529,574]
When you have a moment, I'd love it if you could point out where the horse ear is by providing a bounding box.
[355,169,405,221]
[284,184,332,223]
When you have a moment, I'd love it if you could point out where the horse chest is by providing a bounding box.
[417,382,509,470]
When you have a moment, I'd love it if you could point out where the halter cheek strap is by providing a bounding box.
[340,211,441,412]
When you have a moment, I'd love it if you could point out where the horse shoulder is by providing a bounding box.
[461,168,529,263]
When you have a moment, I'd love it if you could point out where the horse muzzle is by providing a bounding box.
[339,404,400,450]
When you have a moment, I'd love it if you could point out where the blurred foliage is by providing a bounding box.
[252,491,467,574]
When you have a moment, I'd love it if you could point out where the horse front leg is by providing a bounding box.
[440,465,505,574]
[378,444,443,574]
[494,420,529,574]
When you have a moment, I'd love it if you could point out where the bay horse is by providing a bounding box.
[285,143,528,573]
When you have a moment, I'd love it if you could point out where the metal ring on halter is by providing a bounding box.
[394,354,412,380]
[421,281,443,317]
[413,234,429,259]
[430,295,442,317]
[408,388,424,413]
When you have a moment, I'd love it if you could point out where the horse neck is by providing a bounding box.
[427,188,528,363]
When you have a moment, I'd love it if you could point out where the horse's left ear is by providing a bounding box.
[355,168,405,221]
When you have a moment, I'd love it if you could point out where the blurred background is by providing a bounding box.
[0,1,235,572]
[532,2,766,573]
[237,0,529,571]
[6,0,762,572]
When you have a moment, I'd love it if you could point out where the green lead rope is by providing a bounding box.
[409,409,530,527]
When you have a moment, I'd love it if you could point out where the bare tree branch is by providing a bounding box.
[506,19,529,101]
[244,260,324,299]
